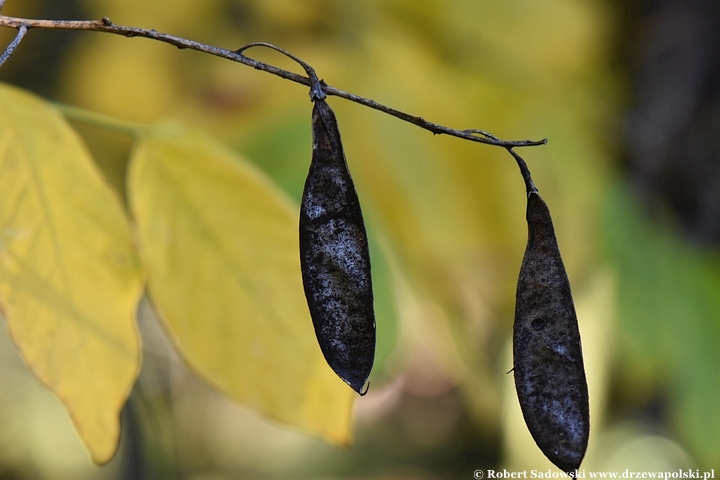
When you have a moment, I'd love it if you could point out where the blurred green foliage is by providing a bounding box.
[604,182,720,468]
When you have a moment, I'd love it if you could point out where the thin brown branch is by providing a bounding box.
[0,23,27,67]
[0,14,548,149]
[506,147,537,194]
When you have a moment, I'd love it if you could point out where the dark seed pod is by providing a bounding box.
[299,98,376,394]
[513,191,589,474]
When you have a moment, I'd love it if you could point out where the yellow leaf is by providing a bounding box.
[128,123,354,444]
[0,83,144,464]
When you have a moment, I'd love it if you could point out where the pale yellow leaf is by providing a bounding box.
[128,123,354,443]
[0,83,144,464]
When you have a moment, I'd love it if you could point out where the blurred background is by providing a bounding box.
[0,0,718,478]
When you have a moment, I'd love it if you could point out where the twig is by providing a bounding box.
[506,148,537,194]
[237,42,326,102]
[0,14,547,149]
[0,23,27,67]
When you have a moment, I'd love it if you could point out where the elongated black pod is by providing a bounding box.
[513,191,589,474]
[234,43,376,393]
[299,97,376,394]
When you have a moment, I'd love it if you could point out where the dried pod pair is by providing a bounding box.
[509,151,589,474]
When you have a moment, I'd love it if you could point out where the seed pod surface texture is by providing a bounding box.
[513,192,589,473]
[300,99,375,394]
